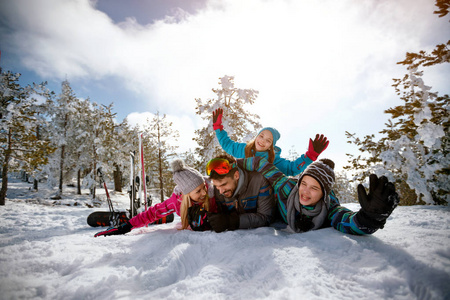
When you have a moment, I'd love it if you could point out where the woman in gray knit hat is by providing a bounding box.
[94,159,217,237]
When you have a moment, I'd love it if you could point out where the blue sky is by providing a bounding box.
[0,0,449,173]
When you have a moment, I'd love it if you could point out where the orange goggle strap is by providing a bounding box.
[206,158,236,176]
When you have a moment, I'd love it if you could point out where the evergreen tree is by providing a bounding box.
[0,70,53,205]
[79,102,118,199]
[110,116,134,192]
[120,117,141,194]
[24,82,56,191]
[194,76,262,170]
[333,171,357,203]
[141,112,179,202]
[70,98,99,197]
[139,125,158,202]
[434,0,450,18]
[92,103,119,198]
[178,148,200,170]
[71,98,93,195]
[45,80,80,198]
[345,4,449,205]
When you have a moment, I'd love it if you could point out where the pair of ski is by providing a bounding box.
[87,134,174,227]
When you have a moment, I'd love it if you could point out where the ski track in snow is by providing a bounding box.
[0,179,449,300]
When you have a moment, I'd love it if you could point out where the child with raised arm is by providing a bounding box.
[212,108,329,176]
[94,159,217,237]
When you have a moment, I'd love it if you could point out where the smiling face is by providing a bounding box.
[188,183,208,203]
[298,175,324,206]
[211,170,239,198]
[255,130,274,152]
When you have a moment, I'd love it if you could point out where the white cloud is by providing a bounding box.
[1,0,449,171]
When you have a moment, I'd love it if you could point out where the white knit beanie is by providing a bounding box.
[171,159,205,194]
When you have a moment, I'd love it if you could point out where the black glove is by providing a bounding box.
[356,174,400,230]
[207,211,240,233]
[294,213,314,232]
[94,221,133,237]
[188,205,211,231]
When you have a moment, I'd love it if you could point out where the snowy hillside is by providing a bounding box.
[0,178,449,300]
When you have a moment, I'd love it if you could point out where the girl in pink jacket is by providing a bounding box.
[94,159,217,237]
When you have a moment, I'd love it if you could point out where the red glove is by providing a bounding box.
[305,134,329,161]
[212,108,224,131]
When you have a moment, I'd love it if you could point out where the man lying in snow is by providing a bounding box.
[205,155,275,232]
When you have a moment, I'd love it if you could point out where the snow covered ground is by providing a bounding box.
[1,177,449,300]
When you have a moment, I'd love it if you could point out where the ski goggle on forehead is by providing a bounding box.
[206,158,236,176]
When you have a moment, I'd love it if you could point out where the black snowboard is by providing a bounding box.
[87,211,129,227]
[87,211,175,227]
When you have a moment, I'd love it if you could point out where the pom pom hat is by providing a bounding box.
[299,158,335,195]
[171,159,205,194]
[286,158,335,233]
